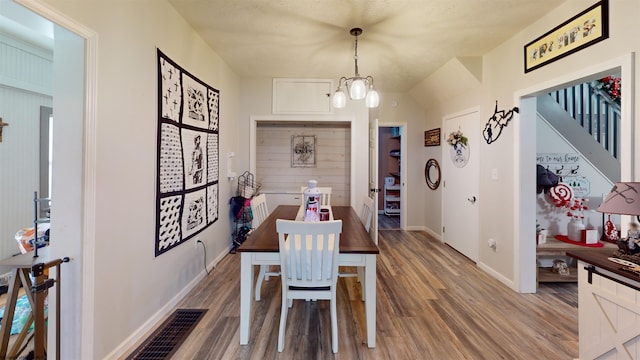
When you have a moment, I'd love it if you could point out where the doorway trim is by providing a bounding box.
[514,53,635,293]
[16,0,99,357]
[378,122,407,230]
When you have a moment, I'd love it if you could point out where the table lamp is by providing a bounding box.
[597,182,640,222]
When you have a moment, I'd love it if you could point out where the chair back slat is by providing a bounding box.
[300,186,332,207]
[359,196,375,232]
[276,219,342,288]
[251,194,269,228]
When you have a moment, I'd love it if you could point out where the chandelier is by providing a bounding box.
[332,28,379,109]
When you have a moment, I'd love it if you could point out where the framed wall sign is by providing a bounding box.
[524,0,609,73]
[291,135,316,167]
[424,128,441,147]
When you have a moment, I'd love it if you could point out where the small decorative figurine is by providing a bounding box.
[626,223,640,255]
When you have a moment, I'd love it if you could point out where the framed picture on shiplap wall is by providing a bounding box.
[291,135,316,167]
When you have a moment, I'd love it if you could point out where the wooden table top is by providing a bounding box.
[238,205,379,254]
[568,249,640,282]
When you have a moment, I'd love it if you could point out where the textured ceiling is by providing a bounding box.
[169,0,566,92]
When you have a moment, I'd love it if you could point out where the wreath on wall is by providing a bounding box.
[447,129,469,168]
[446,129,468,149]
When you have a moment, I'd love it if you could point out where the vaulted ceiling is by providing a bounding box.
[169,0,566,92]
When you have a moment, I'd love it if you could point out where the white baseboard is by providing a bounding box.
[424,227,442,242]
[477,261,515,290]
[404,225,425,231]
[104,245,231,359]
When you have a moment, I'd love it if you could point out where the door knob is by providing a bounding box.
[467,196,477,204]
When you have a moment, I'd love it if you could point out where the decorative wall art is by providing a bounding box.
[524,0,609,73]
[537,152,589,196]
[291,135,316,167]
[447,129,469,168]
[156,49,219,257]
[483,101,519,144]
[424,128,441,147]
[425,159,441,190]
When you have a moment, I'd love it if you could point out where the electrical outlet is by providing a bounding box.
[195,239,200,250]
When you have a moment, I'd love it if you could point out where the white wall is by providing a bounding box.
[377,93,428,230]
[35,0,241,358]
[409,0,639,289]
[240,77,371,212]
[25,0,640,356]
[0,32,52,260]
[409,58,483,237]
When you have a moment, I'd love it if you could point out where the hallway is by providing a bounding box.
[378,214,400,230]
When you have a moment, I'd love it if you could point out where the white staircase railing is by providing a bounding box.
[549,82,621,160]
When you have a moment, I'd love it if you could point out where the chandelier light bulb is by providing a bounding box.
[350,79,366,100]
[365,89,379,108]
[332,89,346,108]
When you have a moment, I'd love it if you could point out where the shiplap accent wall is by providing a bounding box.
[255,123,351,206]
[0,32,53,259]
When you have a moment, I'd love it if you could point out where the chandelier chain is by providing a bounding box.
[353,33,359,77]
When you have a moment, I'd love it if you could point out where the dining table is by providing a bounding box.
[237,205,380,347]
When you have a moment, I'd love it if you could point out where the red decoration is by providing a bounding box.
[554,235,604,248]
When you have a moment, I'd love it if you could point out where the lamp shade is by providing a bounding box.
[597,182,640,216]
[365,89,379,108]
[349,79,366,100]
[332,90,346,108]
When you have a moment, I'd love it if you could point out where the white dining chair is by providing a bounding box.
[251,194,279,301]
[276,219,342,353]
[300,186,332,207]
[339,196,374,300]
[359,196,375,232]
[251,194,269,230]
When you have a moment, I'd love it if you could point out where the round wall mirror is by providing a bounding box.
[425,159,441,190]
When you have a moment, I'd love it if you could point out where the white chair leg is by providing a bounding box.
[255,265,267,301]
[331,292,338,353]
[278,292,288,352]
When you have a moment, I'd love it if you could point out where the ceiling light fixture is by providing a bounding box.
[332,28,379,109]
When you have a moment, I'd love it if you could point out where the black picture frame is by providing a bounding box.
[424,128,441,147]
[291,135,316,167]
[524,0,609,73]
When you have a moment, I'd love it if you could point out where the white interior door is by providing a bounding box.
[368,117,379,244]
[442,109,480,262]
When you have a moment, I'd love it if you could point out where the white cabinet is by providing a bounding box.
[574,255,640,359]
[272,78,334,114]
[263,191,302,211]
[384,184,400,216]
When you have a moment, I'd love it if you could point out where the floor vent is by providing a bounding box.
[126,309,207,360]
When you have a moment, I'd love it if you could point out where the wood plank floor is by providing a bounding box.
[378,214,400,230]
[124,230,578,359]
